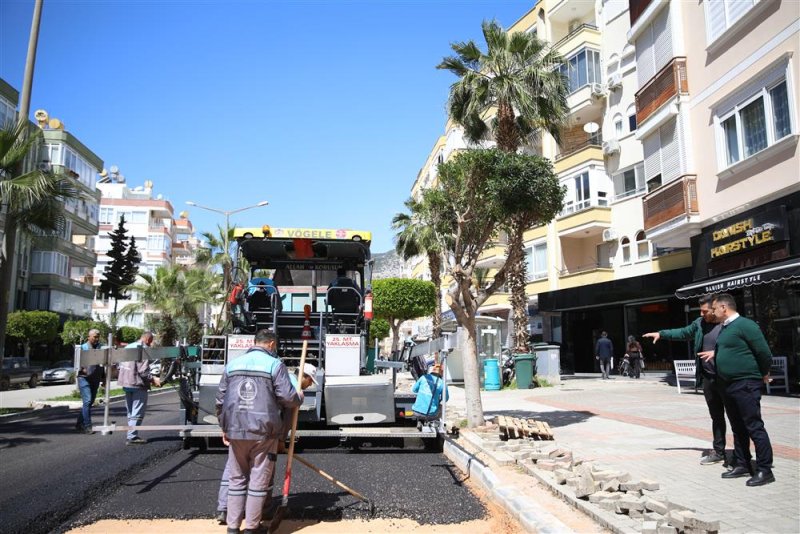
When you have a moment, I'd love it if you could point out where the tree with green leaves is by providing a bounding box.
[6,310,60,359]
[368,317,390,348]
[392,197,448,340]
[0,122,80,356]
[422,149,563,426]
[372,278,436,354]
[98,215,140,334]
[61,319,111,346]
[438,19,568,355]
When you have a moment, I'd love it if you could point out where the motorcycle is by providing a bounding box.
[501,351,515,387]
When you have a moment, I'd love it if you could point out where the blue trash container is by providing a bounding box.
[484,358,501,391]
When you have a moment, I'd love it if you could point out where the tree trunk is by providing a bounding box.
[461,314,484,427]
[495,102,520,153]
[0,220,19,358]
[23,340,31,360]
[507,218,530,353]
[390,320,401,357]
[428,253,442,339]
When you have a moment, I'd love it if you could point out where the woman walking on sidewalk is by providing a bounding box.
[626,336,643,379]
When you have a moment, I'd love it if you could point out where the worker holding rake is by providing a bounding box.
[216,329,303,534]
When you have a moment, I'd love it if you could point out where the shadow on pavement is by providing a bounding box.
[0,436,49,448]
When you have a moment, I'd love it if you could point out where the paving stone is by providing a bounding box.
[640,479,660,491]
[690,514,720,531]
[657,526,678,534]
[620,481,642,491]
[566,477,579,487]
[503,443,522,452]
[598,499,618,512]
[629,509,644,519]
[600,478,620,492]
[624,489,643,497]
[536,459,560,471]
[575,463,594,480]
[643,512,664,522]
[642,520,659,534]
[485,449,516,466]
[644,498,670,515]
[592,470,616,481]
[588,490,614,503]
[618,496,644,512]
[666,509,687,529]
[553,468,571,485]
[574,477,598,499]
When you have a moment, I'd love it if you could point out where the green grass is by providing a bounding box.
[47,387,125,401]
[535,376,552,387]
[458,418,469,428]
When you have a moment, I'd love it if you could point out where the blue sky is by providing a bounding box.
[1,0,535,253]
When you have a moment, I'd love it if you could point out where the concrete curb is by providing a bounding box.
[443,438,573,533]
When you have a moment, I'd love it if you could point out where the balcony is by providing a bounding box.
[33,236,97,266]
[557,263,614,289]
[552,24,600,55]
[30,273,94,299]
[476,244,507,269]
[643,174,699,232]
[556,197,612,236]
[635,57,688,126]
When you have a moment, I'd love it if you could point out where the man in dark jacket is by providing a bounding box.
[75,329,106,434]
[595,331,614,379]
[700,293,774,487]
[643,294,727,465]
[216,329,303,533]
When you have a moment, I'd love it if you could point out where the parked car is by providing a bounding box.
[41,360,77,385]
[1,357,43,390]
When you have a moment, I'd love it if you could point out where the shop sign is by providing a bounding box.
[706,207,787,260]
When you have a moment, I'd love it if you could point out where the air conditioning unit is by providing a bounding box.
[602,229,619,242]
[590,83,608,98]
[602,139,621,155]
[37,161,51,171]
[607,73,623,90]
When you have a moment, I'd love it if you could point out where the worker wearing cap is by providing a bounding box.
[215,359,318,526]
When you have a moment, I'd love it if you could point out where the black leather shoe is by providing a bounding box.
[746,471,775,487]
[721,466,752,479]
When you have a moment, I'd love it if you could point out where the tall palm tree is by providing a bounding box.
[392,197,447,339]
[438,20,569,354]
[0,121,80,355]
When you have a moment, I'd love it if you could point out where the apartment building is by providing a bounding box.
[409,0,799,374]
[92,177,198,327]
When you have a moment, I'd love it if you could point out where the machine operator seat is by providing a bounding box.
[327,277,362,315]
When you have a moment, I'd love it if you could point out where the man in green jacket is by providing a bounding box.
[643,294,727,466]
[699,293,774,487]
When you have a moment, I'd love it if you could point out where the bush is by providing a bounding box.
[62,320,111,346]
[117,326,144,344]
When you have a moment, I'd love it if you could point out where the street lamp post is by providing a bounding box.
[185,200,268,323]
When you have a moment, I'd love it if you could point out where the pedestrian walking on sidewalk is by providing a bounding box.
[643,294,728,466]
[75,329,106,434]
[595,332,614,379]
[216,329,303,533]
[699,293,775,487]
[626,336,644,379]
[119,331,162,445]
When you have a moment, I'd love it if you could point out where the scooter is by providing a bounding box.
[501,352,515,387]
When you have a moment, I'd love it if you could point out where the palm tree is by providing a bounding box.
[121,265,219,346]
[438,20,569,354]
[0,121,80,355]
[392,197,446,339]
[195,223,245,331]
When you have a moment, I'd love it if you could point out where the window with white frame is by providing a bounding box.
[558,48,602,94]
[130,210,147,224]
[30,251,69,277]
[705,0,758,44]
[627,104,637,132]
[0,97,15,128]
[717,78,793,169]
[635,230,651,260]
[525,243,548,281]
[99,207,114,224]
[620,236,631,264]
[613,163,646,200]
[614,114,623,138]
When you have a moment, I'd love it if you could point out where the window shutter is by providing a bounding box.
[643,132,662,181]
[636,25,655,86]
[660,118,680,183]
[635,163,646,191]
[706,0,727,42]
[727,0,754,27]
[653,6,673,73]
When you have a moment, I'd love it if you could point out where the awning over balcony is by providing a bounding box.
[674,258,800,300]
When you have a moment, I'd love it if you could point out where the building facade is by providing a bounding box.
[409,0,799,377]
[92,177,197,327]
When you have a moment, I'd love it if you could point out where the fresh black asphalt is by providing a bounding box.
[0,390,486,533]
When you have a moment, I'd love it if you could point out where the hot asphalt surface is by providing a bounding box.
[0,390,486,534]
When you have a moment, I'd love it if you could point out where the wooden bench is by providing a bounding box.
[766,356,789,395]
[673,360,697,394]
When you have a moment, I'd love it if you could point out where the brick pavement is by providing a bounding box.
[445,376,800,533]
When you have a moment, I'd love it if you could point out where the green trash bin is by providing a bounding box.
[514,354,537,389]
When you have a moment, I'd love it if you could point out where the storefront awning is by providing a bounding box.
[675,257,800,299]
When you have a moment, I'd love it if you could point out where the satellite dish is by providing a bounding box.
[48,118,63,130]
[34,109,49,122]
[110,165,120,174]
[99,168,108,177]
[144,180,153,189]
[179,211,188,219]
[116,173,125,183]
[156,194,163,200]
[583,122,600,134]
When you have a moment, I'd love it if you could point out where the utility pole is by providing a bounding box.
[0,0,44,357]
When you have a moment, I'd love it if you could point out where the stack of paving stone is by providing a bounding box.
[461,431,721,534]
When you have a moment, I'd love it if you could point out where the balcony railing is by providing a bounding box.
[552,23,599,51]
[556,134,602,161]
[559,193,609,217]
[643,174,698,231]
[635,57,688,126]
[559,261,611,276]
[629,0,655,26]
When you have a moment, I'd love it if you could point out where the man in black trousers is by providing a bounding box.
[644,294,727,466]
